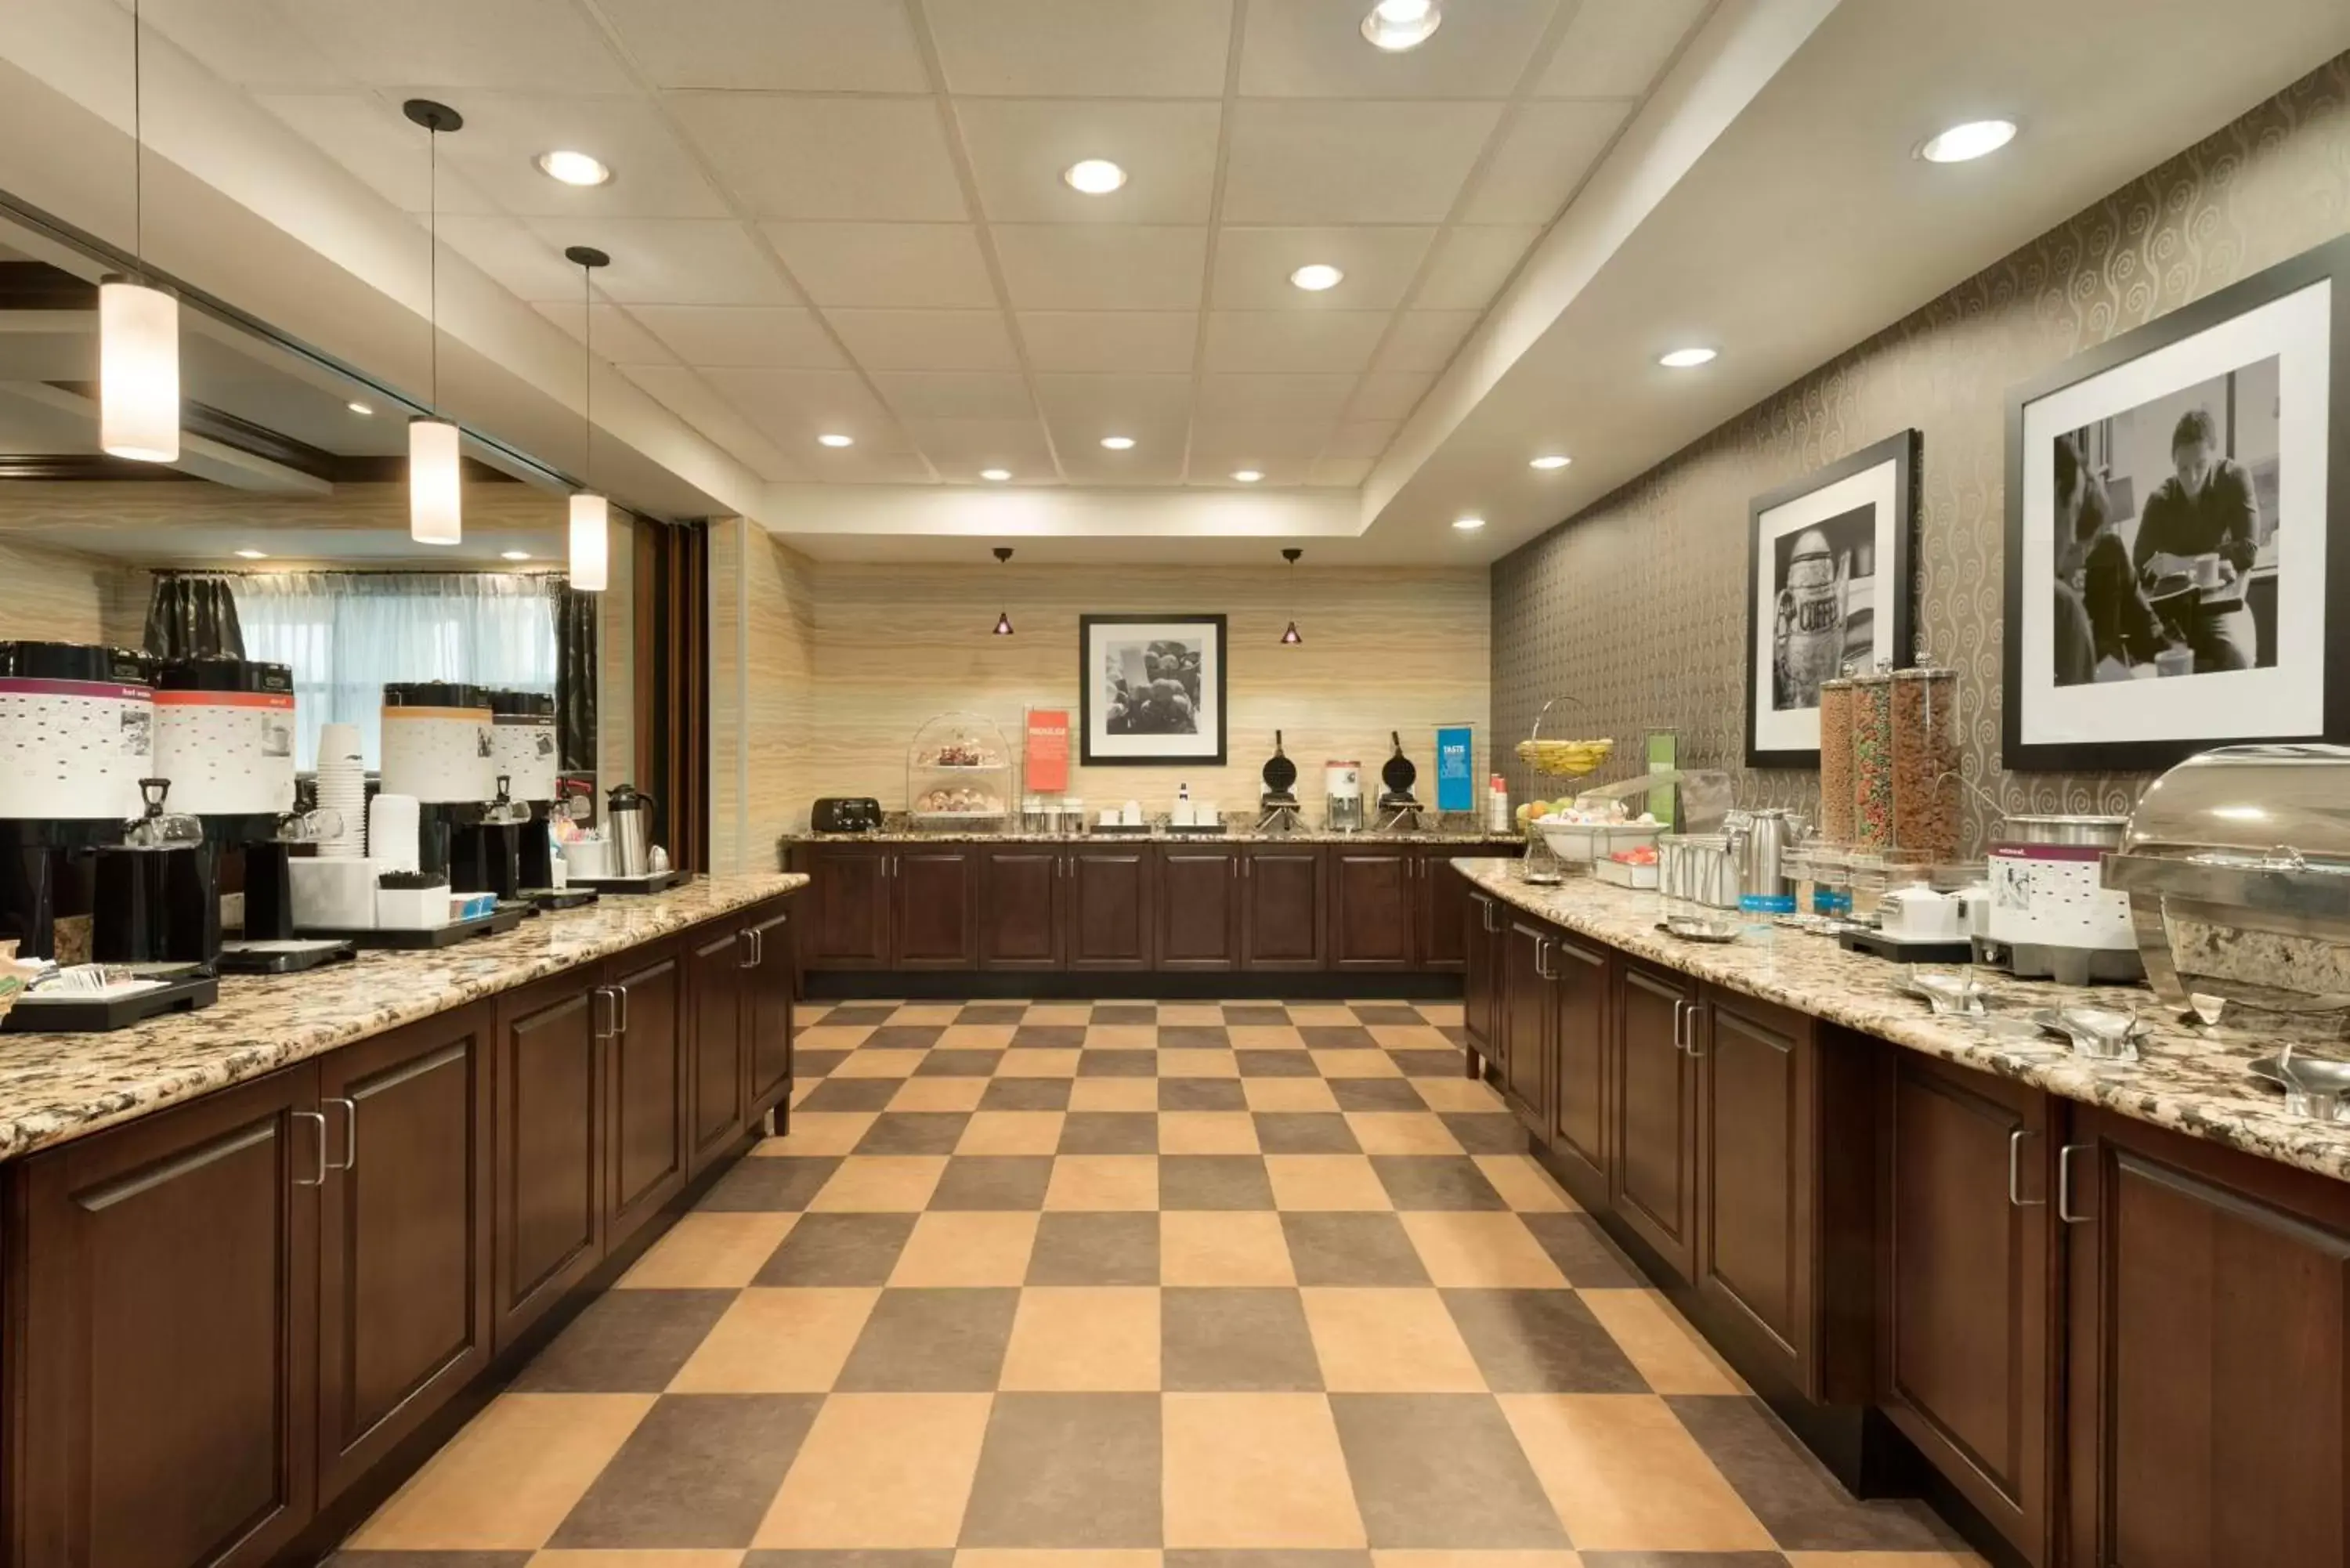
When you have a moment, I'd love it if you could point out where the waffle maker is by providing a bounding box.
[1376,732,1426,833]
[1256,731,1303,834]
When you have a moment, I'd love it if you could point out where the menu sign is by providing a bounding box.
[1025,708,1071,792]
[1434,725,1473,812]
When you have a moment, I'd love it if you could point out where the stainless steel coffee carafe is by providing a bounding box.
[1725,807,1799,915]
[606,784,658,877]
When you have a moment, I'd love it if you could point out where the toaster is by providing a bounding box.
[811,797,884,833]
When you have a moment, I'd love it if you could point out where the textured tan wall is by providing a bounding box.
[1491,54,2350,855]
[0,536,148,647]
[710,520,818,872]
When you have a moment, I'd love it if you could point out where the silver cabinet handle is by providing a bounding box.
[740,930,759,969]
[2008,1128,2042,1207]
[2057,1143,2092,1224]
[615,982,631,1036]
[327,1097,358,1172]
[1533,935,1555,981]
[1684,998,1704,1059]
[1669,999,1684,1052]
[292,1110,327,1187]
[1243,857,1252,879]
[592,985,616,1041]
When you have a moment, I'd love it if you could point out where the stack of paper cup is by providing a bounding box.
[314,722,367,859]
[367,793,421,874]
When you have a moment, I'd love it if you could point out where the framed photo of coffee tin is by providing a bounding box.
[1745,429,1919,768]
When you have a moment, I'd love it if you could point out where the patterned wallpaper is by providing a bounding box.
[1492,54,2350,854]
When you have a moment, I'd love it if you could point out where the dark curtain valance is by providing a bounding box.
[143,574,246,661]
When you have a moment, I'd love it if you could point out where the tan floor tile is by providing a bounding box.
[1044,1154,1159,1211]
[999,1048,1081,1078]
[1084,1024,1159,1050]
[1164,1391,1367,1548]
[349,1393,653,1549]
[530,1552,748,1566]
[761,1111,877,1157]
[1265,1154,1394,1212]
[1301,1287,1486,1393]
[931,1023,1013,1049]
[999,1285,1161,1390]
[956,1553,1159,1568]
[889,1211,1039,1286]
[1369,1023,1459,1051]
[1159,1048,1240,1078]
[806,1155,948,1212]
[893,1003,965,1024]
[1347,1111,1467,1155]
[1286,1005,1359,1026]
[790,1078,819,1108]
[1228,1024,1307,1050]
[755,1393,992,1548]
[1314,1049,1403,1078]
[1161,1209,1297,1285]
[1372,1553,1576,1567]
[1500,1393,1772,1552]
[1784,1557,1990,1568]
[668,1286,878,1393]
[1159,1003,1227,1025]
[1400,1211,1568,1288]
[1159,1111,1262,1154]
[618,1212,797,1289]
[795,1023,875,1052]
[1410,1075,1507,1112]
[1025,1003,1093,1024]
[1415,1003,1466,1025]
[1070,1078,1160,1112]
[1242,1077,1341,1112]
[888,1076,992,1112]
[831,1050,927,1079]
[1578,1288,1748,1394]
[956,1110,1066,1155]
[1474,1153,1578,1212]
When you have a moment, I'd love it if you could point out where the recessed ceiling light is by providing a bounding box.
[1658,347,1717,369]
[1289,263,1344,292]
[500,550,531,561]
[536,150,612,187]
[1232,469,1264,483]
[233,547,267,559]
[1529,454,1571,471]
[1362,0,1442,51]
[1917,118,2017,164]
[817,432,855,448]
[980,468,1011,482]
[1100,435,1136,451]
[346,400,373,416]
[1452,515,1485,532]
[1063,158,1127,195]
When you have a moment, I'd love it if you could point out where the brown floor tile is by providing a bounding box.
[808,1157,949,1212]
[754,1393,992,1548]
[1243,1078,1342,1113]
[1159,1023,1235,1050]
[1300,1289,1485,1393]
[549,1393,822,1549]
[791,1050,852,1081]
[960,1553,1159,1568]
[1000,1286,1161,1391]
[915,1051,1005,1078]
[330,1554,532,1567]
[765,1111,879,1157]
[743,1554,952,1566]
[1028,1211,1160,1284]
[1519,1214,1643,1288]
[1349,1006,1426,1028]
[1671,1395,1967,1552]
[1370,1554,1575,1567]
[1405,1077,1506,1113]
[1499,1393,1773,1552]
[1473,1154,1575,1212]
[1162,1154,1277,1210]
[1347,1114,1466,1156]
[1577,1289,1746,1394]
[796,1024,877,1052]
[816,1005,898,1028]
[754,1212,919,1288]
[893,1005,965,1025]
[1169,1554,1370,1568]
[1161,1111,1263,1154]
[1163,1287,1324,1391]
[1077,1050,1160,1078]
[1440,1114,1530,1155]
[1329,1393,1570,1550]
[937,1024,1018,1050]
[955,1111,1066,1155]
[888,1212,1039,1286]
[1024,1003,1094,1025]
[975,1078,1072,1113]
[1390,1052,1470,1079]
[867,1025,946,1053]
[1314,1050,1403,1079]
[1285,1006,1358,1027]
[1228,1024,1307,1051]
[1043,1154,1160,1211]
[1013,1024,1089,1050]
[1300,1025,1379,1051]
[855,1114,974,1156]
[1068,1078,1162,1112]
[1398,1212,1567,1289]
[670,1288,880,1393]
[1369,1156,1508,1212]
[1059,1111,1161,1154]
[996,1049,1082,1079]
[1330,1080,1430,1112]
[620,1212,798,1289]
[960,1393,1163,1548]
[1159,1055,1245,1086]
[1162,1078,1249,1115]
[1255,1113,1363,1154]
[1282,1212,1431,1285]
[1442,1288,1648,1393]
[1084,1024,1161,1050]
[1264,1155,1393,1212]
[957,1003,1030,1024]
[512,1290,735,1393]
[799,1079,908,1113]
[1222,1004,1292,1027]
[928,1154,1055,1210]
[833,1050,929,1080]
[835,1288,1021,1392]
[700,1158,844,1212]
[349,1393,653,1550]
[1092,1003,1158,1024]
[1237,1051,1320,1078]
[1162,1210,1297,1286]
[1367,1024,1455,1052]
[1163,1392,1366,1548]
[888,1078,991,1113]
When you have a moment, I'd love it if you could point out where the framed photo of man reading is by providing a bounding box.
[2004,235,2349,772]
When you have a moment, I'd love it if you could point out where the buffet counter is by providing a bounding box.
[781,826,1527,845]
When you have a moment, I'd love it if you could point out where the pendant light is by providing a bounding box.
[564,245,612,592]
[992,547,1015,635]
[1279,547,1303,645]
[100,0,179,463]
[404,99,465,544]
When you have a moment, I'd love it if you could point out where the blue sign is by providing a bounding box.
[1434,725,1473,812]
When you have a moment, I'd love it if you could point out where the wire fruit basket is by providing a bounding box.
[1513,699,1614,778]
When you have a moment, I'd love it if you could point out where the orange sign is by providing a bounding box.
[1025,708,1070,792]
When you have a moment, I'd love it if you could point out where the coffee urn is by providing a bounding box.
[147,656,299,963]
[451,690,572,904]
[0,641,156,959]
[379,681,497,878]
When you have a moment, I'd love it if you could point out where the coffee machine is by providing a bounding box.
[0,641,157,960]
[379,681,497,879]
[455,689,593,909]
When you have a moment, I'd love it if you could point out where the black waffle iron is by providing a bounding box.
[1376,732,1426,831]
[1256,731,1303,833]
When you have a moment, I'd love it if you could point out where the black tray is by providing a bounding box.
[526,887,600,911]
[1837,927,1976,965]
[3,974,219,1032]
[305,905,528,949]
[1166,823,1228,835]
[217,939,358,974]
[567,869,689,894]
[1087,824,1154,836]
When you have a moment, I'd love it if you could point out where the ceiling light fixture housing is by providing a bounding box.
[1917,118,2017,164]
[1289,263,1343,292]
[536,149,612,186]
[1361,0,1442,51]
[347,400,373,417]
[817,432,855,448]
[233,548,267,560]
[1658,347,1717,369]
[1452,515,1486,531]
[501,550,531,562]
[1063,158,1127,195]
[1529,454,1571,471]
[980,468,1011,482]
[1232,470,1264,483]
[1100,435,1136,451]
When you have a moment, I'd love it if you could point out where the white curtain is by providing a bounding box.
[230,573,560,771]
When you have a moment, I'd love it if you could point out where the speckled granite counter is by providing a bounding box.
[1455,858,2350,1186]
[784,828,1527,847]
[0,873,807,1164]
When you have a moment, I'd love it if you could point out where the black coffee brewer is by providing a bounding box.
[452,690,593,909]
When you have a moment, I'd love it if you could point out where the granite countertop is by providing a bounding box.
[783,827,1528,847]
[1454,858,2350,1186]
[0,873,808,1165]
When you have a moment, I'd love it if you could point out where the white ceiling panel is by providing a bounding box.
[922,0,1236,98]
[1220,100,1505,224]
[532,301,678,367]
[420,93,728,219]
[1349,370,1437,421]
[826,309,1020,371]
[1310,455,1375,486]
[522,218,793,305]
[703,367,901,449]
[1238,0,1560,99]
[432,212,584,300]
[796,446,940,484]
[762,223,999,309]
[1415,225,1543,309]
[255,93,497,215]
[1372,310,1480,374]
[670,95,968,222]
[1197,373,1357,421]
[1032,374,1197,428]
[277,0,637,92]
[1194,458,1317,486]
[991,226,1209,310]
[1325,419,1401,459]
[1209,226,1436,310]
[620,364,803,481]
[1535,0,1711,98]
[1461,99,1629,222]
[1189,419,1338,458]
[142,0,352,89]
[628,305,848,369]
[1017,312,1199,374]
[871,370,1036,421]
[1057,438,1189,486]
[595,0,930,92]
[1202,311,1390,374]
[954,99,1223,224]
[898,418,1058,479]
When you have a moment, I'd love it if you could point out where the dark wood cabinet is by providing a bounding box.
[979,847,1063,970]
[1499,919,1553,1133]
[685,926,747,1175]
[13,1067,321,1568]
[1614,962,1699,1284]
[1417,851,1472,971]
[1463,889,1501,1075]
[742,902,795,1116]
[315,1004,494,1505]
[1242,847,1326,970]
[1159,847,1242,970]
[1068,847,1154,970]
[1331,849,1415,970]
[804,843,890,966]
[892,848,978,969]
[491,970,606,1349]
[606,942,687,1249]
[1543,932,1611,1205]
[1697,992,1816,1396]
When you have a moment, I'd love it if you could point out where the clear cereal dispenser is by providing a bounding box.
[1889,667,1961,863]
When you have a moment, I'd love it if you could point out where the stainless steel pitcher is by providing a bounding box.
[1725,807,1799,915]
[606,783,657,877]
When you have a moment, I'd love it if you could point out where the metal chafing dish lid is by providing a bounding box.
[2121,744,2350,864]
[1995,812,2130,847]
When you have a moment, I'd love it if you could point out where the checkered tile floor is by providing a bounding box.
[332,999,1983,1568]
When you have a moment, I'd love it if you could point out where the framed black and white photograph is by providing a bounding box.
[1745,429,1918,766]
[2004,234,2350,771]
[1079,614,1227,765]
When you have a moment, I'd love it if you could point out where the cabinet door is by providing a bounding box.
[1499,920,1553,1133]
[2065,1107,2350,1568]
[1880,1052,2055,1565]
[1331,851,1415,970]
[316,1004,493,1505]
[1243,847,1326,970]
[1418,852,1470,971]
[1464,891,1499,1073]
[15,1068,320,1568]
[493,971,605,1349]
[607,942,688,1248]
[1159,848,1242,970]
[894,848,978,970]
[1068,848,1154,970]
[1697,992,1814,1395]
[980,847,1063,970]
[805,844,889,966]
[743,904,796,1116]
[1614,963,1698,1283]
[686,926,747,1174]
[1544,934,1610,1205]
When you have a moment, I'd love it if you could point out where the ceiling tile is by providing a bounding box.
[1200,459,1317,486]
[1221,100,1503,225]
[700,367,900,450]
[433,213,581,300]
[1374,310,1480,374]
[1032,374,1196,428]
[870,371,1036,421]
[1209,226,1436,310]
[991,226,1209,311]
[628,305,848,369]
[1461,99,1629,223]
[1415,226,1542,309]
[620,364,803,480]
[1196,373,1357,421]
[143,0,352,89]
[255,94,499,215]
[953,99,1222,225]
[1310,455,1374,486]
[1018,312,1198,374]
[762,224,999,309]
[1325,418,1401,459]
[924,0,1235,97]
[1350,370,1436,421]
[1203,312,1389,374]
[671,95,967,221]
[421,93,728,219]
[277,0,636,92]
[1189,419,1337,458]
[596,0,930,91]
[532,302,678,367]
[1057,439,1188,486]
[521,219,794,305]
[900,418,1059,480]
[792,447,939,484]
[1238,0,1558,98]
[826,309,1021,371]
[1535,0,1710,98]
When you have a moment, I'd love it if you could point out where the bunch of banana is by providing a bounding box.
[1513,736,1615,777]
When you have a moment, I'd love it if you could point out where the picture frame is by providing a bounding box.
[1744,428,1919,767]
[2002,234,2350,772]
[1079,613,1227,766]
